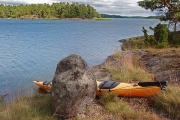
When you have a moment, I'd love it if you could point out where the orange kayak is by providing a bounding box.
[33,80,168,97]
[96,81,167,97]
[33,81,52,90]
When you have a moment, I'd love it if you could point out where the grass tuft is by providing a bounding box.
[98,93,118,105]
[112,48,122,58]
[151,84,180,119]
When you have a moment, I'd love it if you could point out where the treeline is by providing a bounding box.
[0,2,101,19]
[101,14,122,18]
[101,14,159,19]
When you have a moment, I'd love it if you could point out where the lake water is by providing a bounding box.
[0,18,159,99]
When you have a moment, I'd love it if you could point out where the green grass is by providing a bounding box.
[121,36,146,50]
[0,91,58,120]
[93,17,110,20]
[98,93,118,105]
[121,35,180,51]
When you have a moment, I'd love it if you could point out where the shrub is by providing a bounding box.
[142,24,169,48]
[154,23,169,48]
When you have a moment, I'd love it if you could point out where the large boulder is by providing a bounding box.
[51,54,97,119]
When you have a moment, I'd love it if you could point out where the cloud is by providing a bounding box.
[0,0,27,5]
[0,0,155,16]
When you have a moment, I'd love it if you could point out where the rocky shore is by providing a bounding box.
[92,39,180,84]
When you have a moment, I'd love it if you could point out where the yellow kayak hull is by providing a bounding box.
[33,81,51,90]
[96,81,161,97]
[33,80,164,97]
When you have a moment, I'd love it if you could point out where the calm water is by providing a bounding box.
[0,18,159,98]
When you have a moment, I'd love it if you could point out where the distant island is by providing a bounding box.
[0,2,101,20]
[100,14,159,19]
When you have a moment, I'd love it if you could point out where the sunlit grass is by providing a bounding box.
[145,47,180,54]
[103,99,160,120]
[106,67,153,82]
[104,50,153,83]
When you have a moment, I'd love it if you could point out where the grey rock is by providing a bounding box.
[51,54,97,119]
[91,68,111,81]
[131,50,180,83]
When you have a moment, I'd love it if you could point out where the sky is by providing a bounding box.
[0,0,156,17]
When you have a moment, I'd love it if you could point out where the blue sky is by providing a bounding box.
[0,0,156,16]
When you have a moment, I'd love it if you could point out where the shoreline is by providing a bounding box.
[0,17,109,20]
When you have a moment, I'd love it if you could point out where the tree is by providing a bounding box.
[79,4,88,19]
[69,2,79,18]
[138,0,180,32]
[0,4,5,18]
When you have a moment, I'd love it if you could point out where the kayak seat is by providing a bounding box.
[43,81,51,86]
[99,81,120,92]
